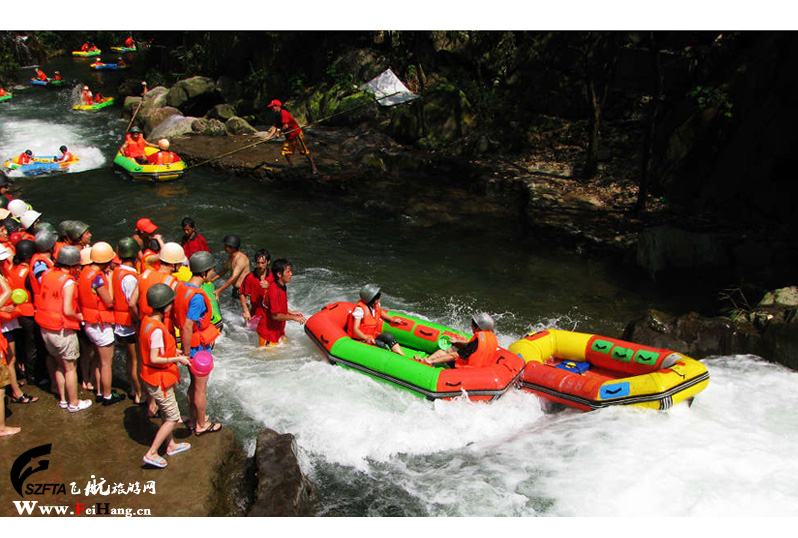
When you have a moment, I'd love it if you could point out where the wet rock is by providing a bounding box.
[144,106,183,135]
[247,428,315,517]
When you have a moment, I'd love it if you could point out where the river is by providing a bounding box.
[3,57,798,519]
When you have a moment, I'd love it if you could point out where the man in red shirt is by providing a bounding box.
[257,258,305,346]
[180,217,210,260]
[261,99,318,175]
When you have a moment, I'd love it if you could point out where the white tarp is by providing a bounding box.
[360,68,419,107]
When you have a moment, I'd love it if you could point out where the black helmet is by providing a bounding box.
[60,145,68,153]
[14,239,36,262]
[57,220,75,240]
[34,230,57,253]
[147,283,175,310]
[3,217,19,233]
[471,312,495,331]
[116,237,140,260]
[55,245,81,266]
[223,234,241,249]
[359,284,381,304]
[189,251,215,274]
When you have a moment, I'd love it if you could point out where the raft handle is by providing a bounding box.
[445,381,462,387]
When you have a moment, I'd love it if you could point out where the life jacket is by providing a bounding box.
[6,263,35,317]
[94,94,104,103]
[59,152,74,163]
[111,264,137,326]
[0,88,6,96]
[455,330,499,369]
[137,269,176,318]
[54,74,62,81]
[123,134,147,158]
[78,266,115,325]
[0,332,8,366]
[125,37,134,47]
[36,71,47,81]
[29,252,54,298]
[0,275,21,324]
[34,268,81,331]
[1,241,15,257]
[139,315,180,394]
[150,151,179,165]
[53,241,67,259]
[82,91,93,105]
[172,282,220,348]
[346,300,383,340]
[81,43,89,51]
[16,153,32,164]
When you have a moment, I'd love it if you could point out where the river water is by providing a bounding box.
[3,58,798,519]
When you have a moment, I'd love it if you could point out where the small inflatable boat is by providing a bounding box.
[90,62,127,70]
[110,46,136,52]
[72,49,101,57]
[0,93,12,103]
[508,329,710,411]
[113,146,186,183]
[72,97,115,111]
[305,301,525,401]
[29,78,64,87]
[3,155,80,177]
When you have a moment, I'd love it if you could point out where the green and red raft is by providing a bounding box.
[305,301,525,401]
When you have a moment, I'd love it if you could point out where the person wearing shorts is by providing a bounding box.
[261,99,318,174]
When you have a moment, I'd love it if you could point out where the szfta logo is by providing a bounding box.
[10,444,52,497]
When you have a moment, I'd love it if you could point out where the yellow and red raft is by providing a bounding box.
[508,329,710,411]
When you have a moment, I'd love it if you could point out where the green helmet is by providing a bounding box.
[57,220,76,240]
[55,245,81,266]
[67,220,90,242]
[189,251,215,274]
[130,126,142,134]
[359,284,381,304]
[147,283,175,310]
[34,222,57,235]
[34,230,57,253]
[471,312,495,331]
[0,196,8,209]
[116,237,140,260]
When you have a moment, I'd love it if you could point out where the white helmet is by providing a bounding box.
[159,242,187,265]
[20,209,42,230]
[8,199,29,218]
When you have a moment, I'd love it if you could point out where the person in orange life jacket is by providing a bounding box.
[120,126,158,165]
[147,138,179,165]
[117,57,126,68]
[261,99,318,175]
[175,251,222,435]
[423,312,498,368]
[8,239,46,387]
[66,220,92,249]
[79,242,126,406]
[89,44,99,52]
[240,249,272,325]
[141,80,148,95]
[347,284,406,356]
[139,283,191,469]
[35,245,92,412]
[16,150,33,165]
[211,234,250,301]
[94,92,105,104]
[139,238,162,272]
[0,87,7,96]
[81,42,90,52]
[124,36,135,48]
[257,258,305,346]
[0,244,38,405]
[81,85,93,105]
[55,145,73,163]
[112,237,143,404]
[77,246,100,393]
[34,69,47,81]
[53,71,61,81]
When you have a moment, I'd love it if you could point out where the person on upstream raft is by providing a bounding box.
[15,150,34,165]
[346,284,406,356]
[55,145,74,163]
[119,126,158,164]
[260,99,318,175]
[53,71,61,81]
[423,312,499,368]
[34,68,47,81]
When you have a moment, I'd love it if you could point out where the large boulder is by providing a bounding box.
[166,76,223,117]
[207,103,237,123]
[149,115,200,140]
[192,118,228,136]
[144,106,183,136]
[247,429,315,517]
[225,116,258,135]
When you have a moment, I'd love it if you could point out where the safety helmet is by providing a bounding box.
[130,126,142,134]
[8,199,28,218]
[56,245,81,266]
[116,237,140,260]
[471,312,495,331]
[14,239,36,262]
[189,251,215,275]
[0,208,10,220]
[158,138,170,150]
[147,283,176,310]
[34,222,57,235]
[20,210,42,230]
[83,85,89,90]
[57,220,75,240]
[34,230,57,252]
[80,246,93,266]
[359,284,381,304]
[222,234,241,249]
[67,221,90,242]
[60,145,68,153]
[159,242,186,265]
[90,241,115,264]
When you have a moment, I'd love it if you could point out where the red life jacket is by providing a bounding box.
[34,268,81,331]
[6,263,34,318]
[0,332,8,366]
[455,330,499,369]
[0,275,21,324]
[172,282,220,348]
[139,315,180,394]
[82,91,93,105]
[150,151,179,165]
[346,300,383,340]
[111,264,137,326]
[77,266,114,325]
[137,269,176,318]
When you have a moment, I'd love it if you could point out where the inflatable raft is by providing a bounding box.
[305,301,525,401]
[3,155,79,177]
[72,49,101,57]
[29,78,64,87]
[0,94,12,103]
[110,46,136,52]
[113,147,186,183]
[90,62,127,70]
[73,97,115,111]
[508,329,710,411]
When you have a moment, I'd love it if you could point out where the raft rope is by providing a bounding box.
[184,91,404,171]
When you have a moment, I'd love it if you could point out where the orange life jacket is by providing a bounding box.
[172,282,220,349]
[81,43,89,51]
[125,37,134,47]
[0,88,6,96]
[111,264,137,326]
[77,266,115,325]
[82,91,93,105]
[137,269,176,318]
[455,330,499,369]
[0,332,8,365]
[346,300,383,340]
[123,134,147,158]
[59,152,74,163]
[139,315,180,393]
[34,268,81,331]
[150,151,179,165]
[137,248,159,273]
[6,263,35,317]
[36,71,47,81]
[53,241,67,259]
[16,153,32,164]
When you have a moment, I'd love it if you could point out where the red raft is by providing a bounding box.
[305,301,525,402]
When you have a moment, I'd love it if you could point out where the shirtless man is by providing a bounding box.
[212,234,250,301]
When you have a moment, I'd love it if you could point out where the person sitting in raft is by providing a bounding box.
[346,284,406,356]
[120,126,158,164]
[117,57,126,68]
[94,92,105,104]
[89,44,99,52]
[0,88,7,96]
[53,71,62,81]
[81,85,93,105]
[15,150,33,165]
[81,42,90,52]
[423,312,499,368]
[124,36,135,48]
[34,68,47,81]
[55,145,73,163]
[147,139,180,165]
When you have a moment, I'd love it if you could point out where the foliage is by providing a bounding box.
[687,85,733,119]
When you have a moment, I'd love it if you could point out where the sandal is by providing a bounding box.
[194,422,222,436]
[9,393,39,404]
